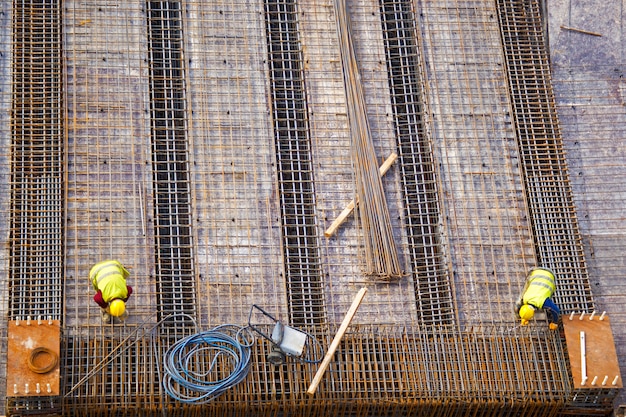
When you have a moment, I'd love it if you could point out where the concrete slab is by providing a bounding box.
[548,0,626,409]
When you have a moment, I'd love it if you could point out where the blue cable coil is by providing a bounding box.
[162,325,254,404]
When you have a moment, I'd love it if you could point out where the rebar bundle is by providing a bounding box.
[333,0,403,279]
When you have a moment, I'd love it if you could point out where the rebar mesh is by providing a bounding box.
[417,1,535,325]
[62,329,163,411]
[147,0,197,332]
[9,0,64,321]
[0,2,11,411]
[63,0,155,331]
[183,0,288,328]
[1,0,620,415]
[379,0,454,326]
[496,0,594,314]
[59,324,569,416]
[7,3,64,410]
[264,0,326,326]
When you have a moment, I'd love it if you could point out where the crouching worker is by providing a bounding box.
[90,260,133,324]
[515,267,560,330]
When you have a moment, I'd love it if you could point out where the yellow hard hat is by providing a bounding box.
[519,304,535,321]
[109,299,126,317]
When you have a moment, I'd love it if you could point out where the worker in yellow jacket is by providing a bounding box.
[90,260,133,323]
[515,267,560,330]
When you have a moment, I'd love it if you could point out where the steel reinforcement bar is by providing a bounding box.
[496,0,594,314]
[146,0,197,332]
[264,0,326,327]
[379,0,454,326]
[57,325,568,416]
[3,0,593,415]
[9,0,64,323]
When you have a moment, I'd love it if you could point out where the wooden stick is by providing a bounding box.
[324,153,398,238]
[560,25,602,37]
[307,287,368,395]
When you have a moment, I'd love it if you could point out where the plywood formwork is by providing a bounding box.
[6,320,61,397]
[0,0,622,415]
[562,314,621,390]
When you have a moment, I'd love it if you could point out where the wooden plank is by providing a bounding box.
[324,153,398,238]
[307,287,368,395]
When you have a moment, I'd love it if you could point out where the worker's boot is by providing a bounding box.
[101,310,111,324]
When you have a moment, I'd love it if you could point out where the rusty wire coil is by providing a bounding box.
[28,347,59,374]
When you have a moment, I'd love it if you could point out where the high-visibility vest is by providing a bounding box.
[522,268,556,309]
[89,260,130,303]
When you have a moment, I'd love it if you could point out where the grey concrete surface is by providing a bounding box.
[549,0,626,412]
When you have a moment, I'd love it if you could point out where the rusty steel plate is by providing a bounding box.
[562,313,622,389]
[6,318,61,397]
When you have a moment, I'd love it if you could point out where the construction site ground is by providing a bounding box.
[549,0,626,412]
[0,0,624,416]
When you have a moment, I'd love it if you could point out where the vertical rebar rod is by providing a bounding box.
[334,0,402,279]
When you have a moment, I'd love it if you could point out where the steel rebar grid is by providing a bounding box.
[264,0,326,327]
[0,1,10,407]
[183,0,288,328]
[58,324,569,416]
[9,0,64,321]
[496,0,594,314]
[6,1,64,414]
[147,0,197,333]
[379,0,454,326]
[63,0,156,331]
[61,330,163,413]
[60,0,176,410]
[0,0,603,414]
[416,0,536,325]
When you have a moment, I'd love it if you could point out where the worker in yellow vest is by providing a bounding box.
[515,267,560,330]
[90,260,133,324]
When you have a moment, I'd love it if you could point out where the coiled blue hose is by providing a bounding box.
[162,325,254,404]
